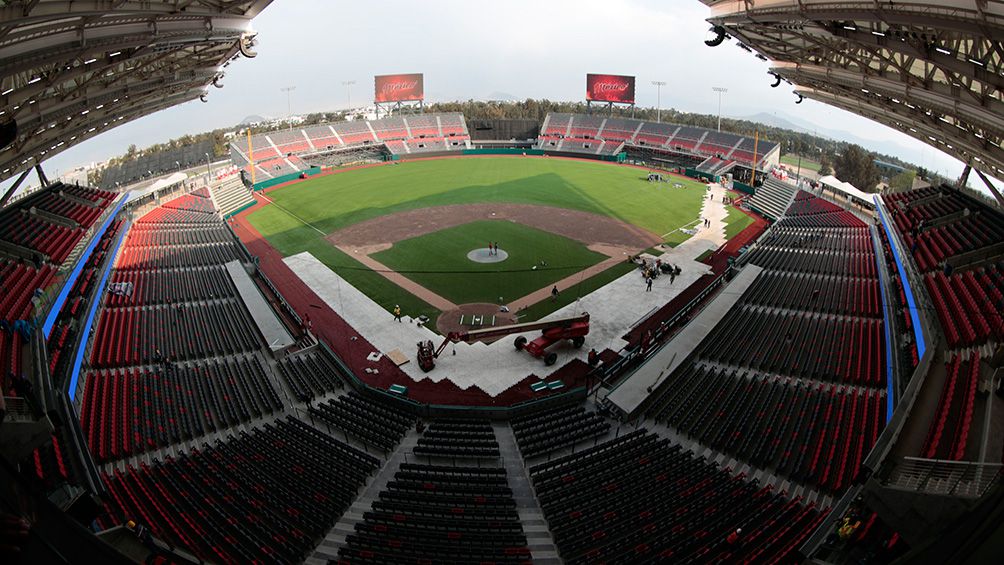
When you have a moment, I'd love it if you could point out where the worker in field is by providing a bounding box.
[393,305,402,323]
[551,286,559,302]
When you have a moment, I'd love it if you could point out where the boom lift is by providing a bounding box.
[416,312,590,372]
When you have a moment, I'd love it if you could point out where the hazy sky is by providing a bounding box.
[5,0,977,191]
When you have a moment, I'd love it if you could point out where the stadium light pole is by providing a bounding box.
[281,85,296,130]
[651,81,666,123]
[343,80,356,110]
[712,87,728,132]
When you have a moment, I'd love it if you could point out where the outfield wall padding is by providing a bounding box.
[732,181,756,195]
[252,167,322,191]
[683,167,720,183]
[462,148,546,156]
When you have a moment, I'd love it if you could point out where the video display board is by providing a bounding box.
[374,73,424,103]
[586,73,636,103]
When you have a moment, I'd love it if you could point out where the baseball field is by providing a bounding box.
[246,157,710,325]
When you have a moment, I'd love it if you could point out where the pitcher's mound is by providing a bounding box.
[437,303,519,342]
[467,248,508,263]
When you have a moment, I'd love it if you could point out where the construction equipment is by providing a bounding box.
[417,312,590,372]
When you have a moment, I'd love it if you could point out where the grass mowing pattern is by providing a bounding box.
[253,158,706,236]
[371,220,607,305]
[247,157,707,322]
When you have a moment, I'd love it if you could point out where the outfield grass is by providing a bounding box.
[724,206,756,241]
[371,220,607,305]
[779,153,822,173]
[247,157,707,319]
[253,157,707,238]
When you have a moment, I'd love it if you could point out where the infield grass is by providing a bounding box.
[371,220,607,305]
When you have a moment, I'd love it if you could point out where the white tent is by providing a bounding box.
[818,174,874,205]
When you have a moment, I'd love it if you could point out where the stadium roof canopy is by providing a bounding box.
[0,0,273,186]
[700,0,1004,198]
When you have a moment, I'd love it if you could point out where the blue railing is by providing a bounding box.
[874,196,926,357]
[43,194,130,338]
[66,219,131,399]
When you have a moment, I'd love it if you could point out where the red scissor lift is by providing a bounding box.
[417,312,590,372]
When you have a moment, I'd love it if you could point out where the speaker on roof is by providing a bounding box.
[705,26,727,47]
[239,33,258,58]
[0,119,16,151]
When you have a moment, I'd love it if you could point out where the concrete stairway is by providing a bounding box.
[751,178,798,220]
[493,422,561,564]
[306,430,420,564]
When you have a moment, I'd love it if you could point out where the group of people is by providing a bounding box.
[486,241,501,256]
[634,257,681,291]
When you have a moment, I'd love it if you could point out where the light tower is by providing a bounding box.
[281,85,296,130]
[651,81,667,123]
[342,80,356,110]
[712,86,728,132]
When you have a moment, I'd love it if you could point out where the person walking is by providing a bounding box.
[551,286,559,302]
[646,277,653,292]
[393,305,403,322]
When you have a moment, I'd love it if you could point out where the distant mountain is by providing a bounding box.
[742,111,927,169]
[486,91,520,102]
[741,112,813,134]
[239,115,270,125]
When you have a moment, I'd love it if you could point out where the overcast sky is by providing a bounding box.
[5,0,976,191]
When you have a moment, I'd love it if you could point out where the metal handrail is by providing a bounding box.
[1,396,34,420]
[884,456,1003,498]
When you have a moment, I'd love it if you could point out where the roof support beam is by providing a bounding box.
[774,62,1004,140]
[0,167,31,208]
[801,88,1004,176]
[975,168,1004,208]
[34,163,49,188]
